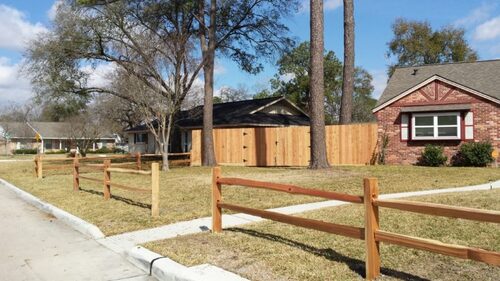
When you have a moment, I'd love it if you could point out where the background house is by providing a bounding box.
[126,96,310,154]
[0,122,117,155]
[373,60,500,164]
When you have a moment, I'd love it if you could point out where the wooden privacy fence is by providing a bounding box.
[211,167,500,280]
[73,158,160,217]
[191,123,378,166]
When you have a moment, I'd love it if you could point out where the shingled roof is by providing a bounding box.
[0,122,115,139]
[176,96,309,128]
[126,96,310,132]
[375,60,500,111]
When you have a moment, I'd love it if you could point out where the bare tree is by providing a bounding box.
[218,84,250,102]
[340,0,355,124]
[65,111,106,156]
[309,0,329,169]
[0,122,13,156]
[0,102,38,122]
[24,1,206,170]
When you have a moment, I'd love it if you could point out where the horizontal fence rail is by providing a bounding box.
[217,177,363,203]
[211,167,500,280]
[375,230,500,266]
[373,199,500,223]
[219,202,365,240]
[105,167,152,175]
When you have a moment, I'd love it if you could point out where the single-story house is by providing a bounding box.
[373,60,500,164]
[126,96,310,154]
[0,122,118,154]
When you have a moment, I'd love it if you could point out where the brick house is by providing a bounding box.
[373,60,500,165]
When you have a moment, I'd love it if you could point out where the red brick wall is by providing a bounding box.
[375,80,500,165]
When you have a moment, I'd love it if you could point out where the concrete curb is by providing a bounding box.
[0,178,105,239]
[127,246,205,281]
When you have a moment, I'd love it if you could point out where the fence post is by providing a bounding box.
[36,155,43,179]
[212,166,222,233]
[136,152,142,170]
[364,178,380,280]
[73,158,79,191]
[151,162,160,217]
[34,155,39,178]
[103,160,111,200]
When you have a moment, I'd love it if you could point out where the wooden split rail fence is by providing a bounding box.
[34,153,143,179]
[211,167,500,280]
[73,158,160,217]
[34,152,190,179]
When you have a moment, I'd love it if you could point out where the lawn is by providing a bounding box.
[0,160,498,235]
[145,189,500,281]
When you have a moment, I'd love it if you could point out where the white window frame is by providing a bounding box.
[411,112,461,140]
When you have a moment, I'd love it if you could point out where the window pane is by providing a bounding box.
[438,115,457,126]
[415,127,434,137]
[415,116,433,126]
[438,127,458,137]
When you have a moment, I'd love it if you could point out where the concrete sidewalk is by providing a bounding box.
[0,186,155,281]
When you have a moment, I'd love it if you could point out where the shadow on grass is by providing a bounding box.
[226,227,430,281]
[79,187,151,209]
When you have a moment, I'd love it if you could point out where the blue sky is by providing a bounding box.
[0,0,499,106]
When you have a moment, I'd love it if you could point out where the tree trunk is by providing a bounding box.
[309,0,329,169]
[161,146,169,171]
[340,0,355,124]
[161,115,173,171]
[200,0,217,166]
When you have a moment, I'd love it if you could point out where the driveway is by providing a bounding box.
[0,186,155,281]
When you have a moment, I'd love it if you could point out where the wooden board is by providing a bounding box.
[219,203,365,240]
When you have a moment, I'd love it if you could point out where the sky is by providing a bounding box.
[0,0,499,106]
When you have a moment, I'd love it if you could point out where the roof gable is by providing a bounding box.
[375,60,500,112]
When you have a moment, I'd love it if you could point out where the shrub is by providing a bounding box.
[114,147,126,154]
[87,147,125,154]
[87,147,113,154]
[453,142,494,167]
[377,133,390,165]
[12,149,38,154]
[419,145,447,167]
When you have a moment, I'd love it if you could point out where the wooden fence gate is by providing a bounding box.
[191,123,378,166]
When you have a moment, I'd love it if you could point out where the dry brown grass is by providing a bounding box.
[0,160,498,235]
[145,189,500,281]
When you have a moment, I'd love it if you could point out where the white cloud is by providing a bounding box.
[370,70,387,99]
[299,0,342,13]
[0,57,33,105]
[0,5,48,51]
[324,0,342,10]
[81,63,117,88]
[454,3,494,27]
[474,16,500,40]
[47,0,63,20]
